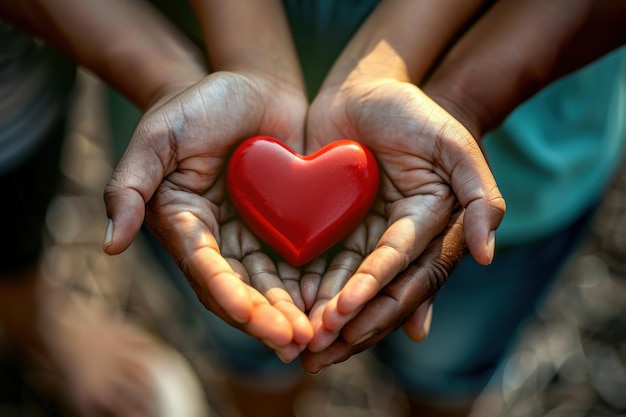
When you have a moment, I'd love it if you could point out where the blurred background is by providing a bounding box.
[1,71,625,417]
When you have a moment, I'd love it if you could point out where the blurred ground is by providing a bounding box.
[1,71,625,417]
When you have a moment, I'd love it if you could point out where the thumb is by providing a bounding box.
[103,124,171,255]
[438,121,505,265]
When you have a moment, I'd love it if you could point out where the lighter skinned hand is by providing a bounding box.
[305,75,505,351]
[103,70,313,362]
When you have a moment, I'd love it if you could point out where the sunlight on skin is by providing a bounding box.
[262,287,313,346]
[164,212,302,350]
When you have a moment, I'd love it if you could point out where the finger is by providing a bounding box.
[102,186,146,255]
[202,269,298,351]
[431,112,506,265]
[217,216,310,346]
[281,133,306,155]
[102,111,175,255]
[161,221,297,348]
[309,211,384,307]
[307,296,341,353]
[186,246,255,324]
[306,212,386,341]
[316,250,363,301]
[402,297,434,342]
[307,251,362,351]
[274,343,306,364]
[243,253,314,346]
[244,302,295,348]
[300,337,353,375]
[277,261,306,312]
[300,257,327,312]
[202,281,296,352]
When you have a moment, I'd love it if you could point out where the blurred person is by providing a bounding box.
[0,2,212,415]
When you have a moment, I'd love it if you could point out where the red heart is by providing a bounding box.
[226,136,379,266]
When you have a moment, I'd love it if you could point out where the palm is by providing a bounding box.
[105,71,312,360]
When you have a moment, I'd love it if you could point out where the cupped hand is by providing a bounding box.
[103,70,313,361]
[305,76,505,351]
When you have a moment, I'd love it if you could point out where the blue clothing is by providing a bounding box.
[485,49,626,247]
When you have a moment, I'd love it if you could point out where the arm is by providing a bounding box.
[319,0,492,87]
[190,0,304,93]
[0,0,206,111]
[424,0,626,138]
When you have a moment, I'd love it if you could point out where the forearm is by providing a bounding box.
[321,0,490,88]
[190,0,305,93]
[0,0,206,111]
[424,0,626,138]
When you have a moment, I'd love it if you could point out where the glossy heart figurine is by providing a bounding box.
[226,136,379,266]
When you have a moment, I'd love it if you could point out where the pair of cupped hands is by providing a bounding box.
[102,67,505,373]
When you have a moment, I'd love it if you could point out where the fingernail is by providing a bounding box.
[486,230,495,264]
[103,218,114,250]
[422,304,433,339]
[262,339,279,351]
[352,330,378,346]
[275,350,294,364]
[307,365,329,375]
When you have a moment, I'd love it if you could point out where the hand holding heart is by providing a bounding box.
[303,77,506,354]
[103,69,504,365]
[104,70,314,362]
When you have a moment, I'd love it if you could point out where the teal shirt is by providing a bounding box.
[111,1,626,248]
[484,48,626,246]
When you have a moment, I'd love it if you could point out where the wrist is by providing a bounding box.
[192,0,305,96]
[423,73,487,142]
[96,26,208,111]
[423,0,597,140]
[138,58,208,111]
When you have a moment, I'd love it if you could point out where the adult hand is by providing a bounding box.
[103,70,313,362]
[305,70,505,351]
